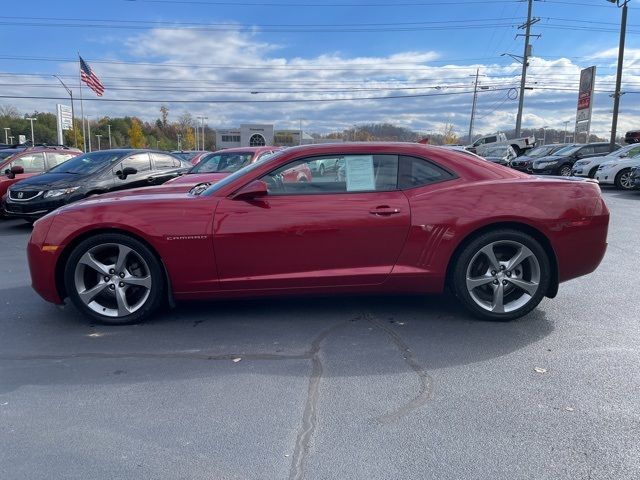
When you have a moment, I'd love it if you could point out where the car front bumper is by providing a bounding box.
[3,197,71,220]
[594,171,615,185]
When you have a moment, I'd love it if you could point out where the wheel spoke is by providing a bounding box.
[479,244,501,271]
[115,287,132,316]
[508,277,539,295]
[122,274,152,289]
[79,252,112,276]
[491,282,505,313]
[505,245,534,271]
[466,275,494,290]
[114,245,133,273]
[78,282,109,305]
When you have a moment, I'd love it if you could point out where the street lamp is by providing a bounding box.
[86,115,92,152]
[8,136,14,144]
[96,134,102,150]
[607,0,630,151]
[3,127,9,144]
[200,116,208,150]
[177,133,182,150]
[52,75,78,149]
[107,124,112,149]
[541,125,548,145]
[25,117,36,145]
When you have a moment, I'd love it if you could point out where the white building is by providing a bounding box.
[216,124,274,149]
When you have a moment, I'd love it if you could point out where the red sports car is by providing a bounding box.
[27,143,609,325]
[164,146,285,192]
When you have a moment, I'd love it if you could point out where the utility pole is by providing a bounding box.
[96,134,102,150]
[194,120,199,150]
[468,68,481,142]
[25,117,36,145]
[514,0,539,138]
[200,116,208,150]
[86,116,92,152]
[107,124,112,149]
[609,0,629,151]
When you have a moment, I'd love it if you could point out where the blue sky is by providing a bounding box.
[1,0,638,138]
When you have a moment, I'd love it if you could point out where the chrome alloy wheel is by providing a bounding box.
[465,240,541,314]
[73,243,152,318]
[619,170,633,190]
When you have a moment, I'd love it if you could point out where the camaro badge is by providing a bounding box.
[165,235,208,241]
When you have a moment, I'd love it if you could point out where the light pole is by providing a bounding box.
[107,124,112,149]
[563,120,570,143]
[53,75,78,149]
[3,127,9,144]
[177,133,182,150]
[96,134,102,150]
[608,0,629,151]
[25,117,36,145]
[86,115,92,152]
[8,136,14,144]
[200,116,208,150]
[541,125,548,145]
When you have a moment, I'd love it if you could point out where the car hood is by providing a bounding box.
[164,172,229,186]
[59,188,195,214]
[534,155,564,162]
[601,158,640,168]
[8,172,90,191]
[484,156,508,162]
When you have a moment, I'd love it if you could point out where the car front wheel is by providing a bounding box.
[558,164,572,176]
[452,230,551,321]
[64,233,165,325]
[615,168,633,190]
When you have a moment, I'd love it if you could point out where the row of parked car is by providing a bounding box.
[479,141,640,190]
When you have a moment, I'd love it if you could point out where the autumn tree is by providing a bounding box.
[441,123,459,144]
[128,118,145,148]
[184,126,195,150]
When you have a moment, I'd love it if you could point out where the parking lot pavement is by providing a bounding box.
[1,189,639,480]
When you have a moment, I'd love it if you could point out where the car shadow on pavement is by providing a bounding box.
[0,285,554,394]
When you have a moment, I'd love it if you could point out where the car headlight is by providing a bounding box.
[575,160,589,166]
[43,187,81,198]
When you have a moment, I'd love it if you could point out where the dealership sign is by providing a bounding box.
[575,66,596,138]
[56,104,73,145]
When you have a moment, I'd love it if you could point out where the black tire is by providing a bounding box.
[614,168,633,190]
[588,166,599,179]
[451,229,551,321]
[64,233,165,325]
[558,164,572,176]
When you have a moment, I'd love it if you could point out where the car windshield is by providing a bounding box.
[47,151,128,175]
[616,144,640,158]
[192,152,254,173]
[202,151,283,195]
[172,151,200,161]
[484,146,509,156]
[554,145,581,156]
[527,145,556,157]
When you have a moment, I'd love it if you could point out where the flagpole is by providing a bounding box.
[78,53,87,153]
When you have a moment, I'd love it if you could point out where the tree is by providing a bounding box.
[441,123,459,144]
[160,105,169,128]
[184,126,195,150]
[128,118,145,148]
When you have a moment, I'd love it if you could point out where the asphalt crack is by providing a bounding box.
[364,312,434,424]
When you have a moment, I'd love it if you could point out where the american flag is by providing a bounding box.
[79,56,105,97]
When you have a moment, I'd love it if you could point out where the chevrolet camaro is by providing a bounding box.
[27,143,609,325]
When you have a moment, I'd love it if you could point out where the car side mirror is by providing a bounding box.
[6,165,24,179]
[232,180,268,200]
[116,166,138,179]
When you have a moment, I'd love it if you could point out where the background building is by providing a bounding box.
[216,124,274,149]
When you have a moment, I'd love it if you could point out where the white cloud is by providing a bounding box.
[1,27,639,140]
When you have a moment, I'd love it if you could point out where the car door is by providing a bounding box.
[112,153,153,191]
[213,154,411,290]
[149,153,185,184]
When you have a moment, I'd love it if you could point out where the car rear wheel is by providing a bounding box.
[452,230,551,321]
[64,233,165,325]
[614,168,633,190]
[559,164,572,176]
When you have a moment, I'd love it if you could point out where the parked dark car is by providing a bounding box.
[510,143,569,173]
[531,142,619,176]
[625,130,640,144]
[3,149,190,222]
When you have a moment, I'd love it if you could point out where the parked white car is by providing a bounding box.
[572,143,640,178]
[594,146,640,190]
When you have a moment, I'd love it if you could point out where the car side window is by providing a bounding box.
[485,136,497,143]
[579,146,594,156]
[594,145,610,154]
[152,153,179,169]
[120,153,151,173]
[398,156,455,189]
[260,154,398,195]
[9,152,45,173]
[46,152,75,169]
[627,146,640,158]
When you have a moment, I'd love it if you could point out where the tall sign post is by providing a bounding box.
[575,66,596,143]
[56,104,73,146]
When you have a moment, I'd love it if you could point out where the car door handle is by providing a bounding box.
[369,206,401,216]
[147,176,155,183]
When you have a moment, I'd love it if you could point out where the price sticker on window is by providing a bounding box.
[345,155,375,191]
